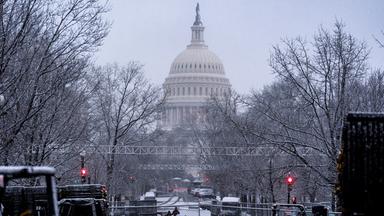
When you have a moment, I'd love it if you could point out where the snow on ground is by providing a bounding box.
[156,196,172,204]
[158,196,182,206]
[157,195,211,216]
[178,208,211,216]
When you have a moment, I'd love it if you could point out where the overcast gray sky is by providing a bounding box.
[95,0,384,94]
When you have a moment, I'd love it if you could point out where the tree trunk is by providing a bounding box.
[106,137,118,197]
[106,147,116,195]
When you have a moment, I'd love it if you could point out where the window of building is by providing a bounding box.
[188,87,191,95]
[182,87,185,95]
[199,87,202,95]
[177,87,180,95]
[194,87,196,95]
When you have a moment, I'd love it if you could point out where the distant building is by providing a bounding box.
[160,3,231,130]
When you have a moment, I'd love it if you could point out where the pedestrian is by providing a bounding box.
[172,207,180,216]
[165,211,172,216]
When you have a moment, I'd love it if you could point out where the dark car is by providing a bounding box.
[272,204,306,216]
[59,198,108,216]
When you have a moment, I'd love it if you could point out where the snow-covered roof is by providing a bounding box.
[222,197,240,203]
[0,166,56,176]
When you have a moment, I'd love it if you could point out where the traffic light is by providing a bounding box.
[286,176,294,185]
[80,151,87,184]
[80,168,88,183]
[80,168,87,177]
[285,174,295,186]
[128,176,136,183]
[285,172,296,204]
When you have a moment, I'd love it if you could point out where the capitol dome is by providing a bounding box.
[169,48,225,75]
[160,3,231,130]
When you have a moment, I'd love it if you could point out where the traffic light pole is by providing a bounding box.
[287,184,292,204]
[80,151,86,184]
[81,155,85,169]
[285,173,295,204]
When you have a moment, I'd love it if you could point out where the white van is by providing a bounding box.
[220,197,241,216]
[144,191,156,200]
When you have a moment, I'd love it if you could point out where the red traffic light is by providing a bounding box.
[80,168,88,177]
[285,175,295,185]
[287,177,293,184]
[128,176,136,183]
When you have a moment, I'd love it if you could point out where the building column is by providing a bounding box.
[176,106,180,125]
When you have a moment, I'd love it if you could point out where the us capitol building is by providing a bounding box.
[160,4,231,130]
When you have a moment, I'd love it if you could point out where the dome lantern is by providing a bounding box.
[189,3,206,48]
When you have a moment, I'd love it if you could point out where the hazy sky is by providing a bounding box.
[95,0,384,94]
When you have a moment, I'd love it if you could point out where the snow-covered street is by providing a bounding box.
[156,194,211,216]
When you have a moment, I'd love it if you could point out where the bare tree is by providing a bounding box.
[89,63,164,194]
[259,21,369,209]
[361,69,384,112]
[0,0,109,166]
[374,30,384,48]
[191,90,289,202]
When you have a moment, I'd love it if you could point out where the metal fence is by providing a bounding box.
[108,202,342,216]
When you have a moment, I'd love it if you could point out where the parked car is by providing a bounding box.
[271,204,306,216]
[198,188,215,199]
[191,187,199,196]
[193,186,214,198]
[59,198,108,216]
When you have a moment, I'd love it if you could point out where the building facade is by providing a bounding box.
[160,4,231,130]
